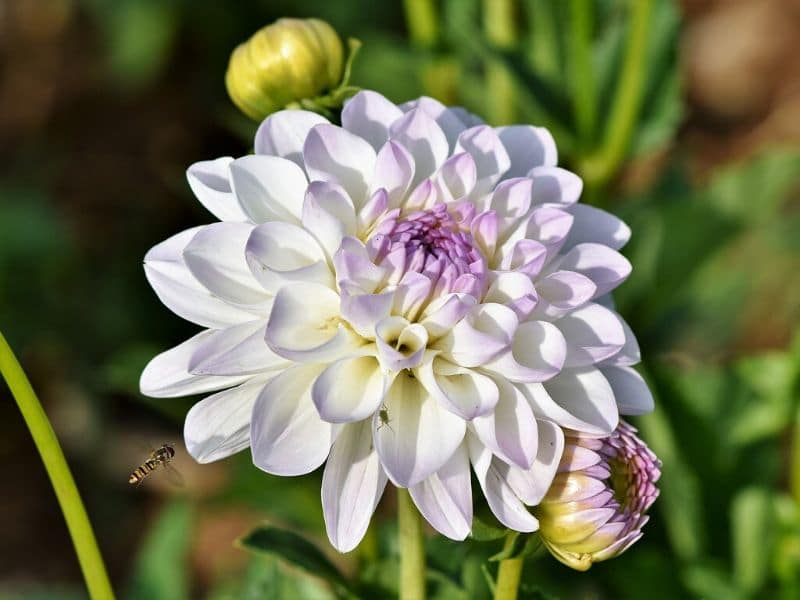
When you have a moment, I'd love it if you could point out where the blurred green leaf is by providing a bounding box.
[236,523,348,593]
[83,0,179,89]
[127,500,192,600]
[682,563,743,600]
[708,151,800,223]
[470,516,508,542]
[208,555,337,600]
[732,487,775,593]
[638,404,706,561]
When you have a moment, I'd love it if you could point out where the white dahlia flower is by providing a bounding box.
[140,91,654,552]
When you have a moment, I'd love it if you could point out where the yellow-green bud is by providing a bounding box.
[225,18,345,121]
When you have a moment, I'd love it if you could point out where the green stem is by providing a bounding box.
[569,0,596,145]
[493,535,524,600]
[0,332,115,600]
[791,404,800,505]
[581,0,654,190]
[483,0,517,124]
[398,488,426,600]
[403,0,439,48]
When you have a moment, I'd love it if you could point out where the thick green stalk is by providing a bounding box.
[403,0,439,48]
[569,0,596,144]
[0,332,115,600]
[483,0,518,124]
[791,405,800,505]
[398,488,426,600]
[493,535,524,600]
[581,0,654,189]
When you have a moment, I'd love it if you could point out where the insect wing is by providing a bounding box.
[163,463,185,488]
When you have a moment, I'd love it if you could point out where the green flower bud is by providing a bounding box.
[225,18,345,121]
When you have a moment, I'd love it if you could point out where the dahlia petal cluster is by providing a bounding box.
[534,421,661,570]
[140,91,655,552]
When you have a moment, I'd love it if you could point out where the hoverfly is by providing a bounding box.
[128,443,184,486]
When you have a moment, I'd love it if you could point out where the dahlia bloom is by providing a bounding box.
[140,91,654,552]
[534,421,661,570]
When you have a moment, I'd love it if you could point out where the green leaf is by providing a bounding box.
[682,563,743,600]
[127,501,192,600]
[638,402,706,562]
[236,523,348,591]
[470,516,508,542]
[732,487,775,593]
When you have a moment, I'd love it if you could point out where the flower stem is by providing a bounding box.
[398,488,426,600]
[493,534,524,600]
[0,331,115,600]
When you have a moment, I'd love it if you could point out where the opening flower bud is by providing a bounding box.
[533,421,661,571]
[225,18,345,120]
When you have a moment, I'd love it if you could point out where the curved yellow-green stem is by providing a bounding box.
[0,331,115,600]
[398,488,426,600]
[493,534,524,600]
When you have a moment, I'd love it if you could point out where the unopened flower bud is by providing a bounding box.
[533,421,661,571]
[225,18,344,120]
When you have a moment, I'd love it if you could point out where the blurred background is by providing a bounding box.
[1,0,799,598]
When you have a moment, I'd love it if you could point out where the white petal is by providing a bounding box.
[370,141,415,210]
[245,221,333,292]
[419,293,476,339]
[552,243,632,297]
[183,222,270,307]
[482,320,566,383]
[333,237,388,293]
[525,368,618,435]
[144,227,259,328]
[557,302,626,367]
[400,96,469,149]
[266,282,362,362]
[250,364,334,476]
[188,319,288,376]
[140,330,250,397]
[341,90,404,150]
[322,420,388,552]
[455,126,511,195]
[490,178,533,238]
[389,108,449,189]
[531,270,596,319]
[599,316,641,366]
[503,420,565,505]
[254,110,329,167]
[340,288,394,339]
[409,444,472,541]
[600,365,654,415]
[497,125,557,178]
[312,355,388,423]
[416,358,499,420]
[186,157,248,222]
[304,124,377,207]
[434,303,517,367]
[472,378,538,468]
[484,272,539,320]
[302,181,357,259]
[529,166,583,205]
[229,155,307,224]
[564,204,631,251]
[467,434,539,531]
[433,152,477,202]
[374,371,466,487]
[184,377,270,463]
[375,316,428,371]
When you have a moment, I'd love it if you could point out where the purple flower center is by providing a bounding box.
[366,203,488,299]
